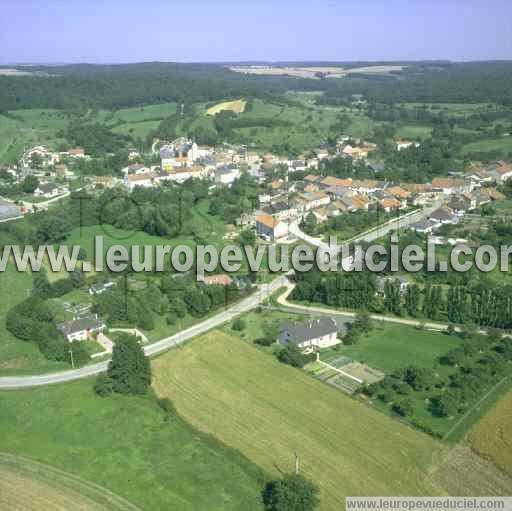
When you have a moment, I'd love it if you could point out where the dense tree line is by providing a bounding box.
[0,62,314,112]
[317,62,512,106]
[6,270,88,364]
[209,173,261,223]
[291,270,377,310]
[60,123,131,156]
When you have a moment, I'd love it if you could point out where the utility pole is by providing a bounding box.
[69,347,75,369]
[294,451,299,475]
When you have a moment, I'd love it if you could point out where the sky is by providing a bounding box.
[1,0,511,64]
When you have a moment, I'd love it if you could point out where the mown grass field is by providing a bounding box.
[334,323,460,372]
[153,331,444,511]
[469,391,512,477]
[1,379,265,510]
[0,453,139,511]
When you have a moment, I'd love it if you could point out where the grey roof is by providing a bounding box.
[37,183,58,193]
[448,197,470,211]
[409,219,438,231]
[262,201,291,216]
[429,207,457,222]
[57,317,104,337]
[279,317,341,345]
[215,165,238,176]
[160,148,174,159]
[366,160,385,172]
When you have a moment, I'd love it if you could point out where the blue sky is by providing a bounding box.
[1,0,511,63]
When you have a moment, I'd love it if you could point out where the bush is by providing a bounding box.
[254,337,274,347]
[276,345,312,368]
[262,473,320,511]
[157,397,177,419]
[392,399,413,417]
[94,373,114,397]
[343,329,359,345]
[232,318,247,331]
[68,341,90,367]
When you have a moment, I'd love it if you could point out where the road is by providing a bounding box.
[0,276,287,390]
[289,202,442,249]
[274,281,451,331]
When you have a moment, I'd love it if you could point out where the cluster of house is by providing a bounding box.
[249,160,510,241]
[336,137,378,160]
[252,175,417,241]
[20,145,89,169]
[408,168,509,234]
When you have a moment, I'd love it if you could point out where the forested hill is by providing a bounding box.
[318,62,512,106]
[1,61,512,112]
[0,62,316,111]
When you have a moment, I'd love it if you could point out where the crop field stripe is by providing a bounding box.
[443,376,511,443]
[0,452,140,511]
[469,391,512,477]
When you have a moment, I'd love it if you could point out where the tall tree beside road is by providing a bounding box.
[95,334,151,396]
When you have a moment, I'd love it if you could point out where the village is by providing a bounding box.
[1,131,511,362]
[1,135,510,237]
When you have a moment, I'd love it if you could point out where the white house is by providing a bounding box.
[278,317,343,352]
[214,166,240,186]
[89,281,114,295]
[125,172,155,190]
[255,214,288,241]
[57,316,105,342]
[34,182,61,199]
[395,139,420,151]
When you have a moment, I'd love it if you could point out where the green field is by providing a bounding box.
[0,262,68,375]
[333,323,460,372]
[462,136,512,155]
[395,124,433,140]
[221,308,306,350]
[0,453,139,511]
[199,97,378,152]
[0,102,178,164]
[400,102,498,116]
[1,379,265,510]
[0,110,69,163]
[109,102,177,123]
[153,331,445,511]
[112,120,161,139]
